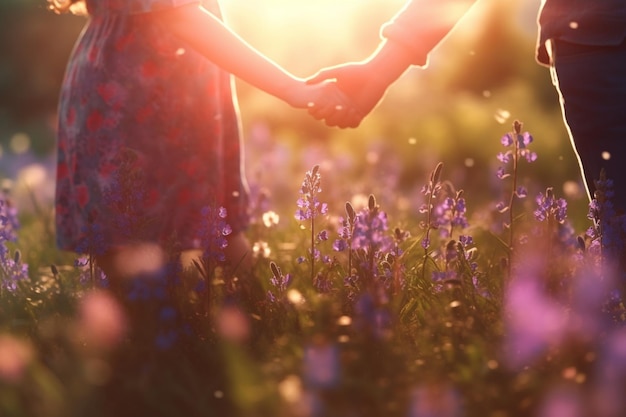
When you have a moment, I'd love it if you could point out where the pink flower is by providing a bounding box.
[0,334,34,383]
[78,290,127,351]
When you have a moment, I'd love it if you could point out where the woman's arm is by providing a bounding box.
[155,4,337,108]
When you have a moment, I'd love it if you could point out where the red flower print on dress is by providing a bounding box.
[135,105,154,124]
[88,45,98,63]
[97,82,126,107]
[100,161,117,179]
[115,33,134,51]
[57,162,69,180]
[141,61,158,78]
[87,111,104,132]
[66,107,76,126]
[177,189,191,206]
[76,185,89,208]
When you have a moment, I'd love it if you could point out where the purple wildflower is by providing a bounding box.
[155,329,178,351]
[352,211,393,254]
[1,196,29,292]
[432,270,457,283]
[303,340,340,389]
[419,163,444,251]
[534,187,568,224]
[333,204,356,253]
[295,166,331,283]
[587,173,626,261]
[0,197,19,243]
[309,248,322,262]
[497,121,537,183]
[500,133,514,147]
[333,239,348,252]
[127,269,168,301]
[1,251,29,292]
[497,151,512,164]
[313,271,334,293]
[459,235,473,247]
[496,201,508,213]
[75,256,107,286]
[496,166,509,180]
[199,205,232,263]
[267,261,291,303]
[351,196,393,255]
[295,165,328,222]
[433,190,469,238]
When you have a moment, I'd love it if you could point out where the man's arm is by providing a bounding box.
[381,0,479,67]
[307,0,479,128]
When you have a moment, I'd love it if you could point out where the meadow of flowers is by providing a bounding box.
[1,121,625,417]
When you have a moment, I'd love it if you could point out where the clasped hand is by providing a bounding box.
[305,61,389,129]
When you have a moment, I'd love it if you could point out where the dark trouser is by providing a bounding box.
[551,38,626,213]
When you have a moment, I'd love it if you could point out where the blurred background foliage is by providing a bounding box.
[0,0,589,229]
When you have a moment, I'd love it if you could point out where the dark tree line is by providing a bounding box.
[0,1,84,124]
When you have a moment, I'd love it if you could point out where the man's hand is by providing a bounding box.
[306,61,391,128]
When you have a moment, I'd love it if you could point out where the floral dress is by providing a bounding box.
[55,0,249,254]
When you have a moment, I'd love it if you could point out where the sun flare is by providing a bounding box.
[221,0,408,73]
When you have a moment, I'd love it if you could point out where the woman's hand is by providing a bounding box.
[283,80,362,128]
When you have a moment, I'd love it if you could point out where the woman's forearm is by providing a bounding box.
[157,4,302,102]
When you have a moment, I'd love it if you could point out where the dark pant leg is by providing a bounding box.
[551,39,626,213]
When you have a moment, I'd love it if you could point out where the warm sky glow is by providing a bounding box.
[220,0,537,76]
[220,0,409,74]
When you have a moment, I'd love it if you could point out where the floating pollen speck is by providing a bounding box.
[602,151,611,160]
[494,109,511,124]
[287,289,304,304]
[569,21,579,29]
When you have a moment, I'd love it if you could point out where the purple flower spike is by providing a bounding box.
[294,165,327,222]
[199,205,231,263]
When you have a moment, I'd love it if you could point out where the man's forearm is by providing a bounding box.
[380,0,479,66]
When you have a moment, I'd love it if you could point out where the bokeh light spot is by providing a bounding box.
[9,133,31,154]
[494,109,511,124]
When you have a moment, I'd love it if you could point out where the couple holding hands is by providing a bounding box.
[51,0,626,275]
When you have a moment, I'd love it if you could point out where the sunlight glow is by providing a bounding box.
[222,0,408,72]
